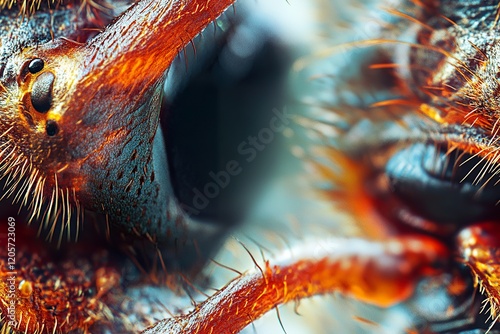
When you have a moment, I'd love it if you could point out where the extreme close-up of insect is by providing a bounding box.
[4,0,500,333]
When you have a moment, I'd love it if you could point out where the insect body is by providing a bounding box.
[4,0,500,333]
[0,0,238,332]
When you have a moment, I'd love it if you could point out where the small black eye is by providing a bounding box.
[28,58,44,74]
[46,120,58,136]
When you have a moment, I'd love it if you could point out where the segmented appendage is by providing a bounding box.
[458,223,500,328]
[144,235,448,333]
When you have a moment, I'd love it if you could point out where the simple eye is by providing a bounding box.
[31,71,54,113]
[28,58,44,74]
[386,143,500,226]
[45,119,58,136]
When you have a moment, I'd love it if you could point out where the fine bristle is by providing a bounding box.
[0,0,113,17]
[0,0,59,15]
[0,138,81,244]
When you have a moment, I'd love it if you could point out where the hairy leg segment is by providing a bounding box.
[2,0,500,334]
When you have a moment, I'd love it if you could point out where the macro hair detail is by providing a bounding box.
[4,0,500,334]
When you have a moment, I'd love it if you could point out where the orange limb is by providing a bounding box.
[143,235,448,334]
[457,222,500,324]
